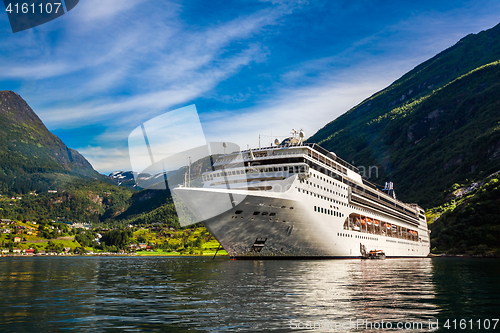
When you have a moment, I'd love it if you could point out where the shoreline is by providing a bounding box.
[2,253,498,258]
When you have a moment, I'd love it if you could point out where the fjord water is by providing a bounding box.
[0,257,498,332]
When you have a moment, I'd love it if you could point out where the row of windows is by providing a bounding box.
[351,195,419,226]
[343,214,420,242]
[306,172,415,229]
[307,181,347,198]
[253,211,276,216]
[307,161,420,221]
[314,206,344,217]
[232,210,293,223]
[298,187,349,209]
[203,165,308,181]
[351,185,419,220]
[310,173,348,191]
[336,232,378,241]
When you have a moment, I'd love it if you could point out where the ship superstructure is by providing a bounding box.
[174,130,431,258]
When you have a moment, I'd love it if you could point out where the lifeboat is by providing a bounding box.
[362,249,386,260]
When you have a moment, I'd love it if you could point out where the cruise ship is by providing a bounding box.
[173,130,431,258]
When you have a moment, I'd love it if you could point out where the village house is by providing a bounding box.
[13,248,21,254]
[1,249,9,254]
[14,237,21,243]
[139,243,147,249]
[24,249,35,255]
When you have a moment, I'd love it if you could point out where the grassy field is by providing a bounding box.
[1,219,229,256]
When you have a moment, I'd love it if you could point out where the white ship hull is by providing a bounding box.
[174,176,430,258]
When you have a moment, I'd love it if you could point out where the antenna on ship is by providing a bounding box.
[223,142,227,154]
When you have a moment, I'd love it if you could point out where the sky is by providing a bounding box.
[1,0,500,174]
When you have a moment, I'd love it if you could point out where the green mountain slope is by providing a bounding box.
[0,90,105,193]
[427,173,500,255]
[0,91,182,228]
[308,23,500,207]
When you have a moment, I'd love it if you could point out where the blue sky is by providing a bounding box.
[1,0,500,174]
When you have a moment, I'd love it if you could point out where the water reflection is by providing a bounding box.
[0,257,498,332]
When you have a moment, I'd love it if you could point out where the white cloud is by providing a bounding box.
[77,146,132,174]
[73,0,150,23]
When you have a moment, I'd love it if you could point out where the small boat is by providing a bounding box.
[360,243,386,259]
[364,250,386,260]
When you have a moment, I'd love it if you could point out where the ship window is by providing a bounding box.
[269,213,276,216]
[321,208,323,213]
[262,212,268,216]
[314,206,317,212]
[290,207,294,209]
[283,167,288,171]
[235,210,243,214]
[253,212,260,215]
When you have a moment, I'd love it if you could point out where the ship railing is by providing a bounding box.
[213,151,306,166]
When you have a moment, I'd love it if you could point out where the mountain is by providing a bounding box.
[0,90,104,193]
[308,23,500,254]
[426,172,500,255]
[308,23,500,208]
[0,91,182,228]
